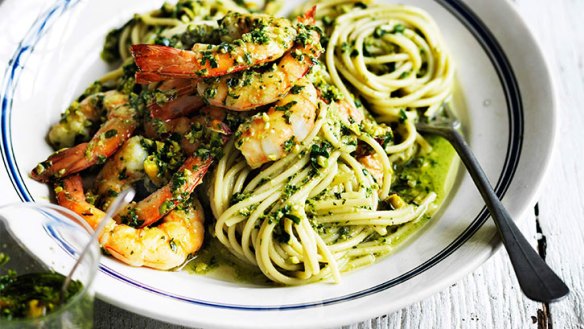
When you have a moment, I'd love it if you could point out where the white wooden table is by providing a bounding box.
[1,0,582,328]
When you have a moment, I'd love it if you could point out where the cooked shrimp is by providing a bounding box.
[235,79,318,168]
[31,98,137,183]
[336,97,364,127]
[149,94,205,120]
[131,12,297,83]
[94,136,150,209]
[109,106,233,227]
[114,155,213,228]
[144,105,232,155]
[55,175,204,270]
[197,22,322,111]
[48,90,128,149]
[358,153,384,184]
[147,79,204,120]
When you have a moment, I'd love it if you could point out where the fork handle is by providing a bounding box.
[429,126,569,303]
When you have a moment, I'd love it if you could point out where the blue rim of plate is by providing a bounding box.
[0,0,523,311]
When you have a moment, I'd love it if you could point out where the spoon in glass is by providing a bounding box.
[60,188,135,303]
[415,103,569,303]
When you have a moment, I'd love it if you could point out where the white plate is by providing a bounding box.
[0,0,555,328]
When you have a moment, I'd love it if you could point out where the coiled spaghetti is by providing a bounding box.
[207,0,454,284]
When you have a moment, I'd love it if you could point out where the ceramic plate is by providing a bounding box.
[0,0,555,328]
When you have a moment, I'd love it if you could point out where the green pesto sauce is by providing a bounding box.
[185,238,273,286]
[397,135,458,207]
[187,136,458,284]
[426,135,458,206]
[382,135,458,249]
[0,271,83,320]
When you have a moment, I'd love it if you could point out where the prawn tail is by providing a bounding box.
[135,71,167,84]
[298,6,317,25]
[131,45,200,83]
[149,95,205,120]
[31,144,90,183]
[54,174,105,229]
[209,120,232,138]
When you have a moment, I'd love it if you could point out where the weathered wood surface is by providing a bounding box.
[513,0,584,328]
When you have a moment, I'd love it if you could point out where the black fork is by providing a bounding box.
[416,103,569,303]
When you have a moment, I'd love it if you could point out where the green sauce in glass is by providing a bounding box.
[0,271,82,320]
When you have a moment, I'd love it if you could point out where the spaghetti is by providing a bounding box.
[35,0,456,285]
[208,0,454,284]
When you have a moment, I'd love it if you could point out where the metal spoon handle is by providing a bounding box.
[423,125,569,302]
[60,188,135,302]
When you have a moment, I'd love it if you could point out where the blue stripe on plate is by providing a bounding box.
[0,0,523,310]
[1,0,81,201]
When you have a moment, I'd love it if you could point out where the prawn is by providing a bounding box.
[131,12,297,83]
[149,95,204,121]
[144,106,232,155]
[147,79,204,120]
[96,122,229,222]
[197,11,322,111]
[55,175,204,270]
[358,153,384,184]
[235,78,318,169]
[31,93,137,183]
[336,97,364,127]
[113,155,213,228]
[47,90,128,150]
[102,108,231,228]
[94,135,151,209]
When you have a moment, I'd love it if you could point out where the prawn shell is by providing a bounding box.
[114,156,213,228]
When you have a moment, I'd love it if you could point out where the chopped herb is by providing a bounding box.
[218,42,234,53]
[196,68,208,76]
[78,81,103,101]
[282,136,296,152]
[204,87,217,99]
[159,200,174,215]
[309,141,332,168]
[287,213,301,224]
[226,77,239,88]
[171,171,187,190]
[120,207,143,227]
[295,31,311,46]
[248,28,270,44]
[118,168,128,180]
[355,1,368,8]
[274,101,297,112]
[399,109,408,123]
[230,191,251,205]
[104,129,118,138]
[243,52,252,64]
[399,71,410,79]
[96,155,107,165]
[290,85,305,94]
[200,51,218,68]
[283,183,299,198]
[341,42,351,53]
[169,238,177,252]
[373,27,388,38]
[393,24,405,34]
[381,131,394,147]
